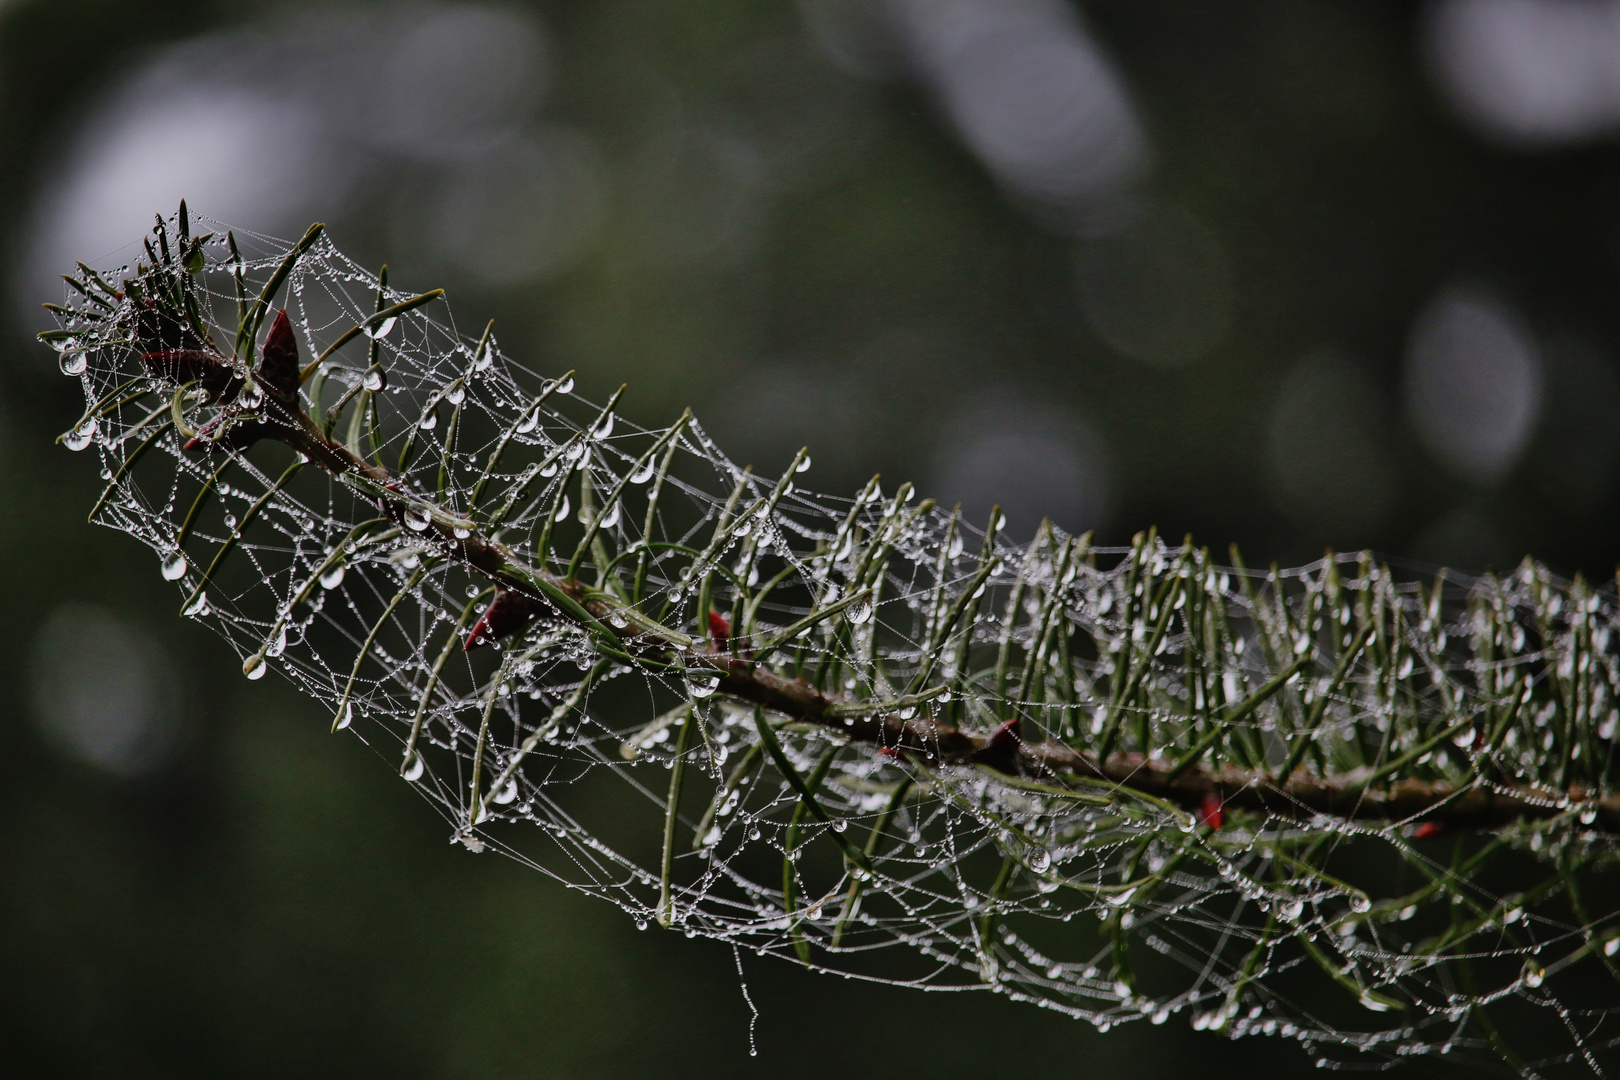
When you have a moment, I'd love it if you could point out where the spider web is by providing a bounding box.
[44,211,1620,1076]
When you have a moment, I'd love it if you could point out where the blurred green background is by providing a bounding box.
[4,0,1620,1075]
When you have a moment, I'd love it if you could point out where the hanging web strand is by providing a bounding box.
[43,209,1620,1077]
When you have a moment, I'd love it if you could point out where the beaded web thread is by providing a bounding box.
[43,209,1620,1076]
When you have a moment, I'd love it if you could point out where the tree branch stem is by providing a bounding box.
[185,351,1618,836]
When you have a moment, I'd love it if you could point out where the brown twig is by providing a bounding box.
[155,334,1619,836]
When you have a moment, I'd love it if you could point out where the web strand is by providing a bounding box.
[42,210,1620,1076]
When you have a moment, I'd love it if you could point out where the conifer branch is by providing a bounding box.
[42,210,1620,1076]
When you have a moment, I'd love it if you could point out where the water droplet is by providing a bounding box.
[947,534,964,559]
[222,513,237,530]
[517,412,539,434]
[420,410,438,431]
[847,599,873,625]
[687,674,720,699]
[453,527,471,539]
[184,591,210,617]
[64,418,98,451]
[334,703,353,730]
[243,653,266,680]
[266,625,288,657]
[239,381,264,409]
[1028,849,1052,873]
[161,552,188,580]
[554,494,570,522]
[599,501,622,530]
[539,459,560,478]
[405,508,432,532]
[402,753,425,782]
[609,612,628,628]
[635,919,648,931]
[748,826,762,841]
[1349,893,1371,913]
[555,375,575,394]
[59,351,87,376]
[320,564,346,589]
[629,459,657,484]
[368,316,396,339]
[796,455,812,473]
[493,779,518,805]
[593,413,615,439]
[362,368,386,392]
[1521,960,1544,988]
[445,384,465,405]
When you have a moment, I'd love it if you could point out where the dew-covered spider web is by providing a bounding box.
[44,210,1620,1076]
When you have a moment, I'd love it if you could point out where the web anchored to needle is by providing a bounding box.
[43,206,1620,1076]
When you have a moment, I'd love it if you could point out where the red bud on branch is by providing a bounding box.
[708,610,731,652]
[465,589,544,651]
[258,308,302,402]
[972,716,1023,772]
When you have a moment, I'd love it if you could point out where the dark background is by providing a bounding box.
[3,1,1618,1075]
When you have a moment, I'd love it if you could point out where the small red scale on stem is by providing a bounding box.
[1199,791,1225,831]
[708,610,731,651]
[465,590,544,651]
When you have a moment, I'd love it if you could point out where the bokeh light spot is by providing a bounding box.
[30,603,181,777]
[1404,283,1542,484]
[1075,203,1234,367]
[1266,348,1400,544]
[930,393,1110,537]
